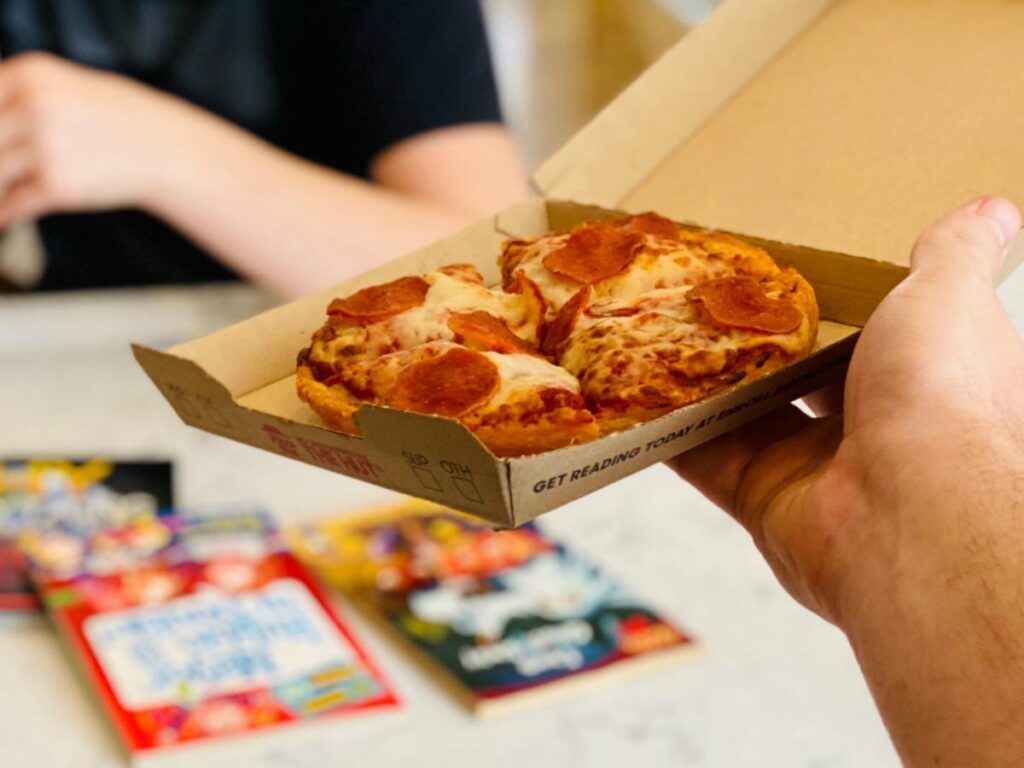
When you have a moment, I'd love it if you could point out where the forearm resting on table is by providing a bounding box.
[842,463,1024,766]
[142,110,508,298]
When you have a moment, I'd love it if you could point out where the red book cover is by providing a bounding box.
[29,509,399,766]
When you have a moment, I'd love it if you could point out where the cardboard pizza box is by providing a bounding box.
[134,0,1024,527]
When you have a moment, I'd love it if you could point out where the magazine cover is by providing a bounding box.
[0,459,174,611]
[27,508,399,767]
[289,502,696,714]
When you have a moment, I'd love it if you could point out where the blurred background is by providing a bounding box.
[482,0,704,167]
[0,0,713,292]
[0,0,707,291]
[1,1,987,767]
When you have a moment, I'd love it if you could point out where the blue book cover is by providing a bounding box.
[290,502,696,714]
[0,459,174,611]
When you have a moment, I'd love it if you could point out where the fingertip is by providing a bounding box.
[911,197,1022,279]
[972,197,1021,249]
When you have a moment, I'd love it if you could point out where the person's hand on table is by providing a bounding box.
[0,51,204,224]
[672,197,1024,767]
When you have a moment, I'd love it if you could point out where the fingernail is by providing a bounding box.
[975,197,1022,248]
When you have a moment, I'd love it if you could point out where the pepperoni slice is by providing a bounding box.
[506,269,533,296]
[688,276,803,334]
[542,222,641,284]
[447,311,539,356]
[615,212,680,240]
[385,348,500,417]
[327,276,429,322]
[541,285,592,356]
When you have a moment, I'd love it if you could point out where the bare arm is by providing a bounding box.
[143,114,526,297]
[0,53,528,297]
[672,198,1024,766]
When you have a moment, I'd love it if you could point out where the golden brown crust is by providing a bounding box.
[462,385,600,456]
[296,363,362,435]
[471,413,600,457]
[437,263,486,285]
[499,239,536,290]
[784,266,820,341]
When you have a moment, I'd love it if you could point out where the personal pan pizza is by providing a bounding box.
[297,213,818,457]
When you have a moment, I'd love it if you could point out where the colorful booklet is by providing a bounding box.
[0,459,174,611]
[289,502,696,715]
[27,508,399,767]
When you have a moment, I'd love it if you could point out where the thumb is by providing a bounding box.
[910,197,1021,286]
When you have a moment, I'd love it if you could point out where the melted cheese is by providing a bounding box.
[351,341,579,412]
[566,311,810,372]
[603,246,731,300]
[511,236,580,309]
[387,272,531,348]
[511,235,737,313]
[561,304,813,410]
[483,351,581,407]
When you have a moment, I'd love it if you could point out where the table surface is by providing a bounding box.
[1,271,1021,768]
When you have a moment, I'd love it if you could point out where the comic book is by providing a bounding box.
[0,459,174,611]
[28,508,399,767]
[289,502,696,715]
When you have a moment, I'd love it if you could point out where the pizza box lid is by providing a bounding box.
[533,0,1024,279]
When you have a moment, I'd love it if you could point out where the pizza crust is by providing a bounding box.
[296,362,362,435]
[471,413,600,458]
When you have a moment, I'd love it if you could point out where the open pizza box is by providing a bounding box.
[134,0,1024,527]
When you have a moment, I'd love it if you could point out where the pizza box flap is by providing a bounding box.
[534,0,1024,274]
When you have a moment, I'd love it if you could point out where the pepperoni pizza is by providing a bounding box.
[296,264,599,457]
[298,213,818,455]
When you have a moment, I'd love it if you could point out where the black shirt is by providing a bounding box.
[0,0,503,290]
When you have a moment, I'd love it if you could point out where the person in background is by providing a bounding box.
[0,0,526,296]
[674,197,1024,766]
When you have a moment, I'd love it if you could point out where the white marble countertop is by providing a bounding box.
[2,272,1020,767]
